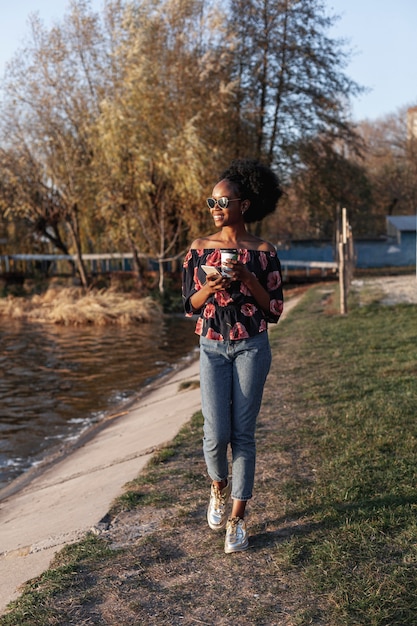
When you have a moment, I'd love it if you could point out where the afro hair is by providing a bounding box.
[218,159,282,223]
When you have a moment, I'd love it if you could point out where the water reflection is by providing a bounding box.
[0,316,198,488]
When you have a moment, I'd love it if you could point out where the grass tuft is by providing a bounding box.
[0,287,160,325]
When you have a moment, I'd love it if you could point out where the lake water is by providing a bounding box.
[0,315,198,490]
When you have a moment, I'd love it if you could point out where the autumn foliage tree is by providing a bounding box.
[0,2,107,287]
[0,0,366,288]
[356,109,417,228]
[94,0,223,292]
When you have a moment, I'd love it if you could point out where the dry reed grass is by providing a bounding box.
[0,287,160,325]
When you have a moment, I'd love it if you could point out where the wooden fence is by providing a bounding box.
[1,252,340,277]
[280,259,338,279]
[0,252,143,276]
[1,229,355,316]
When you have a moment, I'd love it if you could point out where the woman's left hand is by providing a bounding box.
[226,260,253,284]
[226,259,272,313]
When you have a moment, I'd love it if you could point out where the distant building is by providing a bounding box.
[386,215,416,244]
[277,215,416,269]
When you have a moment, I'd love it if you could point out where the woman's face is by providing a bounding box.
[209,179,244,228]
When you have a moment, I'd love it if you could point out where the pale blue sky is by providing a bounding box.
[1,0,416,122]
[328,0,417,120]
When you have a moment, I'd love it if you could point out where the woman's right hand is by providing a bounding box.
[190,273,230,311]
[205,273,230,293]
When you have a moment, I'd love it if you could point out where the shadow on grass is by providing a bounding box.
[250,490,417,551]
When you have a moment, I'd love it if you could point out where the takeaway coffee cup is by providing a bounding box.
[220,249,238,277]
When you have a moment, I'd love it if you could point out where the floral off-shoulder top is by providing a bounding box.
[182,248,284,341]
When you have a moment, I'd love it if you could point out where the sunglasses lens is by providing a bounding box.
[207,197,231,209]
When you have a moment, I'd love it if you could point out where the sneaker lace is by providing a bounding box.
[213,485,227,510]
[227,516,241,536]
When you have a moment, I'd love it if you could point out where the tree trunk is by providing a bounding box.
[268,4,290,165]
[35,221,77,276]
[67,204,89,290]
[158,257,165,294]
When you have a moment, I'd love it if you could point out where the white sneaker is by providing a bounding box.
[207,480,231,530]
[224,517,249,553]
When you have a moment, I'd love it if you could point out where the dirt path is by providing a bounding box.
[1,276,414,624]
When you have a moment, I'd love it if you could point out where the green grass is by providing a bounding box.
[267,289,417,625]
[0,535,114,626]
[2,285,417,625]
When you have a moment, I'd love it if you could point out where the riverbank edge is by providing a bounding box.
[0,343,199,504]
[0,352,203,613]
[0,295,302,615]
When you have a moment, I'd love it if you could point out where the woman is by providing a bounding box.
[182,159,284,553]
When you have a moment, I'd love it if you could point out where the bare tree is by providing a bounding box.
[0,147,75,270]
[0,1,107,288]
[226,0,362,169]
[288,136,372,238]
[357,109,417,225]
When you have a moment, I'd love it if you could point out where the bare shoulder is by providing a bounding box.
[246,235,276,252]
[189,238,204,249]
[258,241,276,253]
[190,233,219,249]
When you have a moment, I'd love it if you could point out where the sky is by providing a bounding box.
[0,0,416,122]
[327,0,417,120]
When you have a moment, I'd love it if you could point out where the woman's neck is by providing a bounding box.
[217,225,250,247]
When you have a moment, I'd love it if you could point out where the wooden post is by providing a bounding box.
[339,240,346,314]
[335,204,341,264]
[339,207,348,315]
